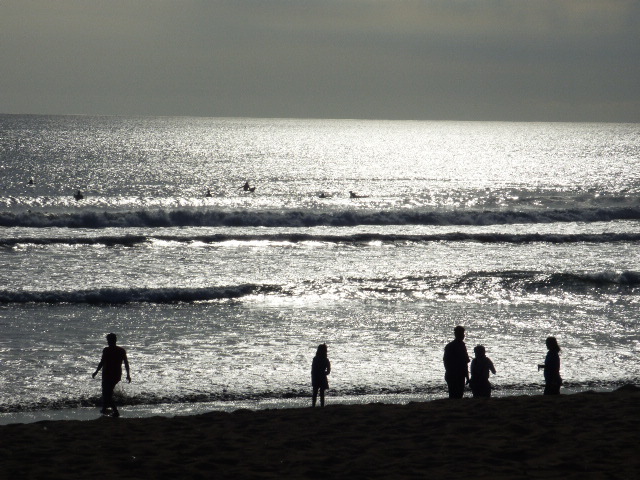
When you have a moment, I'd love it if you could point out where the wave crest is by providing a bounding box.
[3,232,640,249]
[0,285,277,304]
[1,206,639,228]
[1,271,636,305]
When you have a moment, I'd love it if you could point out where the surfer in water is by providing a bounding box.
[205,188,212,197]
[73,190,84,201]
[241,181,256,192]
[349,191,368,198]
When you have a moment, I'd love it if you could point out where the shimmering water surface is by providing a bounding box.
[0,115,638,422]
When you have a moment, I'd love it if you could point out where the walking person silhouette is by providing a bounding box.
[538,336,562,395]
[92,333,131,417]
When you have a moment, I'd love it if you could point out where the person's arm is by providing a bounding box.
[464,346,470,381]
[325,359,331,376]
[92,358,103,378]
[489,359,496,375]
[443,344,450,370]
[124,353,131,383]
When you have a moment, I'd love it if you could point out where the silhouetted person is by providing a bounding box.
[73,190,83,201]
[443,326,470,398]
[205,188,212,197]
[538,336,562,395]
[311,343,331,407]
[92,333,131,416]
[28,177,34,185]
[349,191,368,198]
[469,345,496,398]
[240,181,256,193]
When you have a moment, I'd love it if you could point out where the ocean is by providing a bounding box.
[0,114,638,423]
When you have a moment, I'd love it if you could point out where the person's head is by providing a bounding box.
[316,343,328,358]
[106,333,117,346]
[474,345,486,357]
[453,325,465,341]
[546,336,560,352]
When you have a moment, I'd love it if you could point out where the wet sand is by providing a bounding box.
[0,387,638,479]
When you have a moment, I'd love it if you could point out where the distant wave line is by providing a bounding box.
[455,270,640,289]
[3,232,640,248]
[339,270,640,292]
[0,285,279,305]
[1,206,639,228]
[1,271,637,305]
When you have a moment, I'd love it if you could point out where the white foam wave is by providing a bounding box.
[2,231,640,249]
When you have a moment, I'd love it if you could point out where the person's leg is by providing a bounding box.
[475,383,490,398]
[102,379,121,415]
[312,386,319,407]
[111,380,122,416]
[447,378,465,398]
[319,388,325,407]
[544,382,560,395]
[101,380,115,413]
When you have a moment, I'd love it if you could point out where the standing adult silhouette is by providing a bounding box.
[443,326,470,398]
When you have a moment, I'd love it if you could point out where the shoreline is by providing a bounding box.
[1,386,638,479]
[0,385,613,426]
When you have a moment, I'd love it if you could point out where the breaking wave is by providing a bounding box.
[3,232,640,248]
[1,271,637,305]
[0,284,279,304]
[1,205,639,228]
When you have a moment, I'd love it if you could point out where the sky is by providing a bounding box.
[1,0,639,122]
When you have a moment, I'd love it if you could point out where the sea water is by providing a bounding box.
[0,115,638,423]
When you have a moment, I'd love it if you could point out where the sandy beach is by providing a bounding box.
[1,387,638,479]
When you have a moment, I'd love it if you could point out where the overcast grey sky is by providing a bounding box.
[1,0,639,122]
